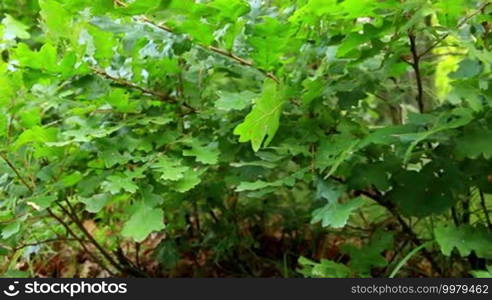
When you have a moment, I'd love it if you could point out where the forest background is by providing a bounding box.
[0,0,492,278]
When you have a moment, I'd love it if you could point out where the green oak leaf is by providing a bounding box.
[27,195,56,210]
[470,266,492,278]
[12,43,59,72]
[100,149,131,168]
[235,171,303,192]
[1,222,20,240]
[208,0,250,22]
[87,24,117,66]
[248,18,293,70]
[235,180,276,192]
[172,169,203,193]
[315,133,359,176]
[0,69,14,106]
[435,225,492,259]
[450,59,482,79]
[234,79,285,152]
[401,108,473,163]
[151,156,189,181]
[122,202,165,242]
[311,180,364,228]
[80,194,110,213]
[311,197,365,228]
[183,142,220,164]
[39,0,72,39]
[61,171,83,187]
[19,108,41,128]
[0,114,7,137]
[298,257,352,278]
[341,230,394,275]
[455,123,492,159]
[2,14,31,40]
[102,174,139,194]
[215,91,256,111]
[386,161,465,217]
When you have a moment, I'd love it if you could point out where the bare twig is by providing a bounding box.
[62,200,148,277]
[421,52,467,59]
[451,207,460,226]
[207,46,279,83]
[360,191,442,276]
[12,238,86,252]
[138,16,172,33]
[135,242,141,269]
[207,46,253,66]
[408,33,425,113]
[114,246,148,277]
[0,153,116,275]
[59,201,127,274]
[116,0,279,83]
[45,208,116,275]
[479,190,492,231]
[0,152,34,192]
[329,176,443,276]
[113,0,127,8]
[137,17,280,83]
[419,2,492,58]
[90,67,196,112]
[91,67,170,101]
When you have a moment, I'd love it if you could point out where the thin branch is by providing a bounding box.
[421,52,467,59]
[0,152,34,192]
[207,46,280,83]
[91,67,170,100]
[46,208,115,275]
[59,201,127,274]
[113,0,127,8]
[329,176,442,275]
[419,2,492,58]
[90,67,196,112]
[419,36,451,61]
[12,238,86,252]
[479,190,492,231]
[208,46,253,66]
[62,200,148,277]
[324,176,443,275]
[138,16,173,33]
[6,113,14,145]
[118,0,279,82]
[451,207,460,226]
[408,33,425,113]
[114,246,149,277]
[0,153,116,275]
[135,242,141,269]
[12,61,194,112]
[357,190,443,276]
[137,17,280,83]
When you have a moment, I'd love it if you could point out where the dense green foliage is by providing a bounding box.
[1,0,492,277]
